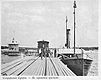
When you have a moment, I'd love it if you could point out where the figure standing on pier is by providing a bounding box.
[39,48,43,60]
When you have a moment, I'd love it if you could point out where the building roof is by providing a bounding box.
[8,38,19,45]
[37,40,49,43]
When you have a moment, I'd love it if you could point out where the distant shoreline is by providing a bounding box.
[78,47,98,50]
[1,45,98,51]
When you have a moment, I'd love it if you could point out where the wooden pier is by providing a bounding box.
[1,56,76,76]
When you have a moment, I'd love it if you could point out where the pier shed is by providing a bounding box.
[37,40,49,49]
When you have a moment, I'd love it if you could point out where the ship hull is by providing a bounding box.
[61,58,92,76]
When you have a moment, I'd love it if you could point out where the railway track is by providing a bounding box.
[1,56,76,76]
[1,57,39,76]
[47,56,59,76]
[17,57,39,76]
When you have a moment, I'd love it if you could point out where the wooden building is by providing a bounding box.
[7,38,20,56]
[37,40,49,57]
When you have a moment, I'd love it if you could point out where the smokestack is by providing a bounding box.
[65,16,70,48]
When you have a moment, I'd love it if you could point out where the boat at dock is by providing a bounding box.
[59,48,93,76]
[59,1,93,76]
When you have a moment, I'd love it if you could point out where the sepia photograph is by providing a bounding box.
[1,0,98,77]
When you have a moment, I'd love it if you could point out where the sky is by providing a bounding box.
[1,0,98,48]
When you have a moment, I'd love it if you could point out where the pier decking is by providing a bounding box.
[1,56,76,76]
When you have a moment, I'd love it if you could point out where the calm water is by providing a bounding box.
[1,50,98,76]
[87,50,98,76]
[1,54,21,64]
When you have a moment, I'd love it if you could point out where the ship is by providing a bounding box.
[59,48,93,76]
[59,1,93,76]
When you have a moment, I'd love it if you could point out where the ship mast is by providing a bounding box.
[73,1,77,54]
